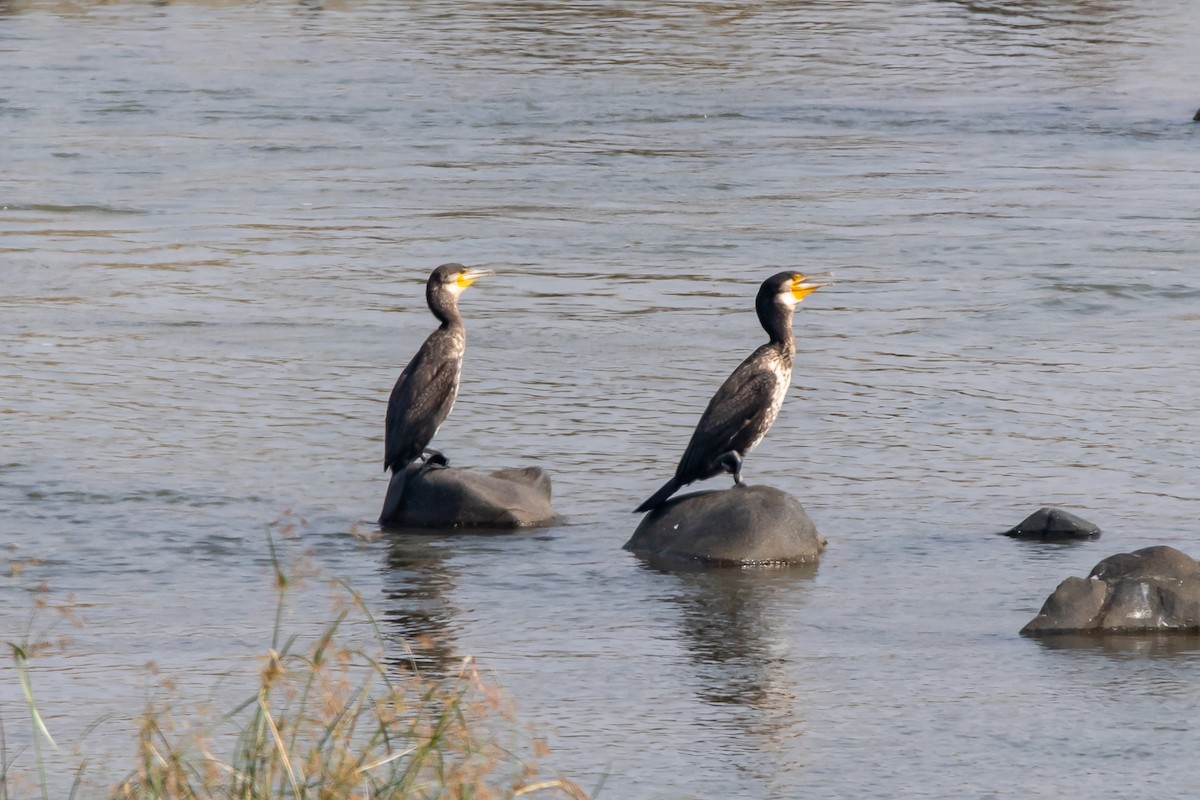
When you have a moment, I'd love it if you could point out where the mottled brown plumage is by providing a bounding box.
[635,271,829,513]
[384,263,492,475]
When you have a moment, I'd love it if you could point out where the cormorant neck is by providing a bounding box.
[756,294,796,353]
[427,285,463,329]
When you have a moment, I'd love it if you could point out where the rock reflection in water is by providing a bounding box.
[1031,633,1200,658]
[659,564,818,746]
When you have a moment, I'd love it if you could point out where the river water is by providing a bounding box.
[3,0,1200,797]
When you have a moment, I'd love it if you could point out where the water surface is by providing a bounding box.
[3,1,1200,797]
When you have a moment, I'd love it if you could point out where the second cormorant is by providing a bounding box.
[634,271,830,513]
[384,263,493,478]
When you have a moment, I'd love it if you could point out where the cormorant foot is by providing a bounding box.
[416,460,447,476]
[716,451,744,485]
[422,448,449,468]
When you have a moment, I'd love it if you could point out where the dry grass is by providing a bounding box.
[3,530,590,800]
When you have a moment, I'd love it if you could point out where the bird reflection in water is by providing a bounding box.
[381,533,464,675]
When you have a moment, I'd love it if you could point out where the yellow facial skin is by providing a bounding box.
[455,268,495,289]
[790,272,833,301]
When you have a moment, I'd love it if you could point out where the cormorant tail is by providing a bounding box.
[379,468,409,527]
[634,477,683,514]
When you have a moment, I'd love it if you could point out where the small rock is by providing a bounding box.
[380,463,558,530]
[1021,545,1200,635]
[624,485,826,566]
[1001,507,1100,540]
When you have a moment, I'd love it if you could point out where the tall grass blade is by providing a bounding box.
[257,695,303,799]
[8,644,55,800]
[356,744,417,775]
[8,647,58,753]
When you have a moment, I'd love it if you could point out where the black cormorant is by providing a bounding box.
[384,263,493,477]
[634,271,830,513]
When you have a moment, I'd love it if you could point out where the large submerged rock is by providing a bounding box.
[1001,507,1101,541]
[379,463,558,530]
[1021,545,1200,635]
[624,485,825,566]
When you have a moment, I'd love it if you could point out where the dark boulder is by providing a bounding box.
[1021,545,1200,635]
[624,485,825,566]
[1001,507,1100,540]
[379,463,558,530]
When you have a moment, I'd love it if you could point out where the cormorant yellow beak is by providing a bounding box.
[456,268,495,289]
[791,272,833,301]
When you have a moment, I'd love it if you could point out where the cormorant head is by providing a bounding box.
[755,271,831,341]
[757,270,831,315]
[426,263,494,311]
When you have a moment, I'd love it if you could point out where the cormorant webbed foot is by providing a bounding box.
[422,448,449,467]
[716,451,745,486]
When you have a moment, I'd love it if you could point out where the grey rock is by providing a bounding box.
[379,463,558,530]
[1091,545,1199,582]
[1023,576,1109,632]
[624,485,826,566]
[1021,545,1200,635]
[1001,507,1100,540]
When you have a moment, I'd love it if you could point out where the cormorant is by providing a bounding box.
[634,271,830,513]
[384,263,493,478]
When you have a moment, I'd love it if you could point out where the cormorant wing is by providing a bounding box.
[676,367,778,480]
[384,349,460,472]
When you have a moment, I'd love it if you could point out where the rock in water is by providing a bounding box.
[380,463,558,529]
[1021,545,1200,635]
[624,485,825,566]
[1001,507,1100,540]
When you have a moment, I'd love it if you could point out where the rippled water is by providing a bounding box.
[4,0,1200,797]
